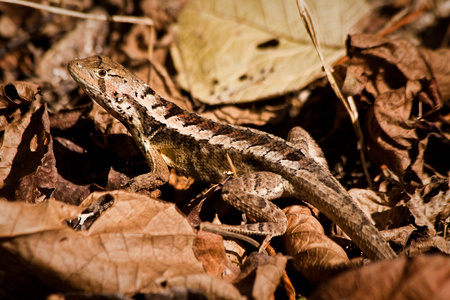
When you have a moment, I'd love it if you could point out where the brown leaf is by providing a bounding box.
[0,81,40,108]
[382,225,417,248]
[310,254,450,300]
[35,8,109,109]
[162,273,245,300]
[0,191,205,296]
[140,0,187,30]
[193,230,240,281]
[0,198,83,237]
[422,48,450,101]
[0,97,93,204]
[233,252,287,300]
[282,205,358,283]
[0,102,51,200]
[348,188,408,230]
[344,34,443,185]
[49,103,91,131]
[200,100,289,126]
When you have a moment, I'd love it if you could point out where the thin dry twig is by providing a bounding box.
[226,153,238,177]
[0,0,154,26]
[296,0,372,187]
[265,245,296,300]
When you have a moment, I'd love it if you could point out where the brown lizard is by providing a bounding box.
[68,55,396,260]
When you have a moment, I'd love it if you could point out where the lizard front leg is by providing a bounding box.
[126,145,170,192]
[202,171,290,250]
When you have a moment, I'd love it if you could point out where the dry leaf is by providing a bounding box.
[0,198,83,237]
[422,48,450,101]
[0,81,40,108]
[193,230,240,281]
[0,95,95,204]
[282,205,356,283]
[0,191,205,296]
[233,252,287,300]
[348,188,409,230]
[49,103,91,131]
[200,100,289,126]
[0,101,50,200]
[344,34,443,185]
[171,0,370,104]
[162,273,245,300]
[35,8,109,110]
[140,0,187,30]
[310,254,450,300]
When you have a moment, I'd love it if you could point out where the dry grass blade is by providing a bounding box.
[0,0,153,26]
[296,0,372,186]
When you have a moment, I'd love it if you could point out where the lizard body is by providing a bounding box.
[68,55,396,260]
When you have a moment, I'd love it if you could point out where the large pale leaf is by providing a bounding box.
[171,0,369,104]
[0,192,206,296]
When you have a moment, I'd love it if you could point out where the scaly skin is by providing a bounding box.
[68,55,396,260]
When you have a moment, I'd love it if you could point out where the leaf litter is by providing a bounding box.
[0,0,450,299]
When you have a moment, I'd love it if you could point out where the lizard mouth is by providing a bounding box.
[68,61,101,94]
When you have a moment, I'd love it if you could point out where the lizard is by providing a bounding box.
[68,55,397,260]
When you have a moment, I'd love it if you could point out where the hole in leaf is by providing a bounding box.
[239,74,248,81]
[257,39,279,49]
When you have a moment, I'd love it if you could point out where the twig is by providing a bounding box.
[296,0,372,187]
[0,0,153,26]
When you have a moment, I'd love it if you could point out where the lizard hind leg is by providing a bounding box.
[287,126,329,170]
[202,172,289,251]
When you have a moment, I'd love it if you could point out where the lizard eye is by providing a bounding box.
[98,69,107,77]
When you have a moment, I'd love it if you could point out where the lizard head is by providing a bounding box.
[68,55,146,124]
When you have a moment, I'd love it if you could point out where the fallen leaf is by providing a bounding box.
[0,198,83,237]
[193,230,240,281]
[282,205,357,283]
[0,81,40,108]
[162,273,245,300]
[233,252,287,300]
[348,188,409,230]
[0,191,205,296]
[140,0,187,30]
[200,100,289,126]
[35,8,109,110]
[171,0,370,104]
[422,48,450,101]
[310,254,450,300]
[0,101,50,200]
[344,34,443,185]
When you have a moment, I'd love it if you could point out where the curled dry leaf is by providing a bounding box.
[310,254,450,300]
[0,100,51,201]
[282,205,358,283]
[421,48,450,101]
[200,100,289,126]
[163,274,245,300]
[0,81,40,108]
[233,252,287,300]
[343,34,444,185]
[0,95,94,204]
[420,178,450,226]
[35,8,109,110]
[0,198,83,237]
[407,189,437,236]
[0,191,206,296]
[139,0,188,31]
[49,103,92,131]
[348,188,409,230]
[192,230,240,282]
